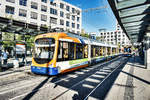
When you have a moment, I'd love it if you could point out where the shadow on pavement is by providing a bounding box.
[22,76,51,100]
[49,57,127,100]
[127,63,146,69]
[122,71,150,85]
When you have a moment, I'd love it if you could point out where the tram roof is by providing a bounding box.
[34,31,117,48]
[66,32,117,48]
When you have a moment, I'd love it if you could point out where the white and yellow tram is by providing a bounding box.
[31,32,119,75]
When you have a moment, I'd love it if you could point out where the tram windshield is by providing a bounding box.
[33,38,55,60]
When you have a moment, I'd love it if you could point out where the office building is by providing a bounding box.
[0,0,82,34]
[99,23,131,46]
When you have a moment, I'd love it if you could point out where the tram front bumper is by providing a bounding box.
[31,66,59,75]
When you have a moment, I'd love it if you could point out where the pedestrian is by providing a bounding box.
[0,50,2,66]
[22,53,25,62]
[2,50,8,65]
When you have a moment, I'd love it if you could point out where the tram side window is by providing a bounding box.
[57,41,63,61]
[84,45,88,58]
[95,46,99,57]
[91,46,94,58]
[76,44,83,59]
[91,45,96,57]
[98,46,101,56]
[68,42,74,60]
[57,41,74,61]
[63,42,69,60]
[108,47,111,55]
[100,47,103,56]
[57,41,68,61]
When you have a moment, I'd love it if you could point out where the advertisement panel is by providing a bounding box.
[16,44,25,54]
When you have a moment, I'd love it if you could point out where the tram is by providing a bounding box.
[123,46,132,57]
[31,32,119,75]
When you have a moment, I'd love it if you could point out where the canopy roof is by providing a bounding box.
[0,17,49,36]
[108,0,150,44]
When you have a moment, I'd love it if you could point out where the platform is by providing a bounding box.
[105,56,150,100]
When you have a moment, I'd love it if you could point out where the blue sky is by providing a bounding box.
[63,0,117,33]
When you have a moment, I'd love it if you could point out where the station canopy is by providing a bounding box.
[108,0,150,44]
[0,17,49,36]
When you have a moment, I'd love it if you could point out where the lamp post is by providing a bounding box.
[0,29,2,67]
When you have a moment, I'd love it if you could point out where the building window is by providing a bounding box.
[60,3,64,9]
[41,5,47,12]
[77,10,80,15]
[50,17,57,24]
[41,0,47,3]
[19,0,27,6]
[19,9,27,17]
[66,21,69,27]
[77,17,80,22]
[66,5,70,11]
[72,15,75,21]
[72,23,75,28]
[41,14,47,22]
[6,0,15,3]
[66,13,70,19]
[60,19,64,25]
[72,8,75,13]
[31,2,38,9]
[50,2,56,6]
[60,11,64,17]
[50,8,57,15]
[31,12,37,19]
[5,6,14,14]
[77,24,80,29]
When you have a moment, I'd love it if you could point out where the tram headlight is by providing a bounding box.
[48,64,52,67]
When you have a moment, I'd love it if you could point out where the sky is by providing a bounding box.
[63,0,117,33]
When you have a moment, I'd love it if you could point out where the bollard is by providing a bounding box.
[13,58,19,68]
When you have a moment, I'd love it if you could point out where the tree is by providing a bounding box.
[81,33,91,38]
[2,32,14,49]
[80,29,91,38]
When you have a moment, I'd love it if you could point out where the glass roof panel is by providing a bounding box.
[123,21,143,27]
[121,14,145,22]
[117,0,147,10]
[119,5,150,18]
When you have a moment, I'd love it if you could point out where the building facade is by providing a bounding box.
[0,0,82,34]
[99,23,131,46]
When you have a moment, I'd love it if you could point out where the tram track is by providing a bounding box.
[84,58,128,100]
[0,56,119,89]
[51,57,128,100]
[0,56,124,100]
